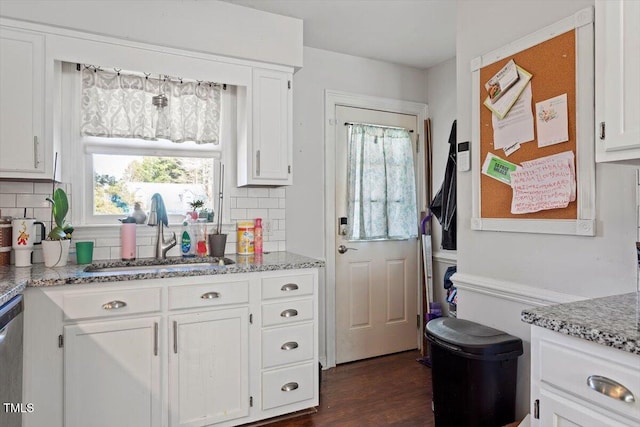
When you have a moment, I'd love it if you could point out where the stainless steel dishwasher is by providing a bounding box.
[0,294,24,427]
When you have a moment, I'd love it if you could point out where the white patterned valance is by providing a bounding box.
[80,68,221,144]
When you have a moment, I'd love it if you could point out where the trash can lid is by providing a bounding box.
[426,317,523,360]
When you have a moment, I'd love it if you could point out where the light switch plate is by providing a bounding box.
[458,141,470,171]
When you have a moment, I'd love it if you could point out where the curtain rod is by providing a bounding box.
[77,63,227,89]
[344,122,414,133]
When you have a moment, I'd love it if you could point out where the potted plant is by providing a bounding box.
[188,199,204,220]
[42,188,74,267]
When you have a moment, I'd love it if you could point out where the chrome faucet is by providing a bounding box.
[148,193,177,259]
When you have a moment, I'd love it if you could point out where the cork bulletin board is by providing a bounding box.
[470,7,596,236]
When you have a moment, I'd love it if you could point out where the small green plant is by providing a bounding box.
[46,188,73,240]
[189,199,204,211]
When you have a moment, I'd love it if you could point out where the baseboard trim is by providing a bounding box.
[451,272,585,307]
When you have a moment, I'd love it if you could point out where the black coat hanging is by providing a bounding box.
[430,120,457,250]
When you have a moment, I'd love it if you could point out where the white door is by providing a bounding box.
[335,105,420,364]
[168,307,249,427]
[64,317,162,427]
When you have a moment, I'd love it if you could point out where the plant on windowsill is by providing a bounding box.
[188,199,204,220]
[42,188,74,267]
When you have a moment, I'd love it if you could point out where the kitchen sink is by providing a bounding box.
[84,257,235,273]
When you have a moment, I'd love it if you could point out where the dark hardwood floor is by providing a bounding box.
[262,350,435,427]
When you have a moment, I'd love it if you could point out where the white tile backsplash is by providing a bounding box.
[0,181,287,263]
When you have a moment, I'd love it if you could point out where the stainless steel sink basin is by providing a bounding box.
[84,257,235,273]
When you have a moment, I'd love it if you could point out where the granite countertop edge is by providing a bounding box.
[521,292,640,356]
[0,252,325,306]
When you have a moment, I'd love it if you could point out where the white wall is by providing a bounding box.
[286,46,429,260]
[425,57,458,314]
[456,0,638,299]
[286,46,429,366]
[0,0,303,68]
[456,0,639,419]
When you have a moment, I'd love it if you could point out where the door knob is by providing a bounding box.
[338,245,358,254]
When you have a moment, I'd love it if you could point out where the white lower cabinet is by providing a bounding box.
[530,326,640,427]
[169,308,249,427]
[64,317,162,427]
[22,269,319,427]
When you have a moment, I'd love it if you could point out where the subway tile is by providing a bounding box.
[0,182,34,194]
[264,241,279,252]
[227,187,247,197]
[269,188,286,198]
[258,198,279,209]
[92,247,111,262]
[32,208,50,223]
[271,230,286,241]
[1,208,32,218]
[96,238,121,247]
[236,197,259,209]
[247,209,268,220]
[268,208,286,220]
[0,194,16,207]
[138,245,155,259]
[109,247,121,260]
[17,194,50,208]
[247,188,269,198]
[278,220,286,230]
[230,208,247,220]
[278,198,286,209]
[228,197,237,209]
[34,183,54,194]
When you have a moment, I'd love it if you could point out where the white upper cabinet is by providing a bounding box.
[0,26,47,177]
[238,68,293,186]
[595,0,640,162]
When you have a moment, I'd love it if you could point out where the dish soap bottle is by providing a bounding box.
[254,218,263,255]
[181,215,195,257]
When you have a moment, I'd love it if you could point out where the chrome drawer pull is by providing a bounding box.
[281,382,299,392]
[102,300,127,310]
[280,309,298,318]
[281,283,299,292]
[281,341,299,351]
[201,291,221,299]
[587,375,635,403]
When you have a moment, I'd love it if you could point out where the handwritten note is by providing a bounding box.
[510,151,576,214]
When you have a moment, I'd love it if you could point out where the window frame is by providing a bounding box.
[63,62,233,228]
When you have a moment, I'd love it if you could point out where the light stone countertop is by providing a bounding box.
[522,292,640,355]
[0,251,325,306]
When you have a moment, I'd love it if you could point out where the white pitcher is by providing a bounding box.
[11,218,45,267]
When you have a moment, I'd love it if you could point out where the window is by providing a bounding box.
[346,124,418,240]
[63,62,231,226]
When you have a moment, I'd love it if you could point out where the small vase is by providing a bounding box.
[42,239,71,267]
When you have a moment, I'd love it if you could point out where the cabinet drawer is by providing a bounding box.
[63,288,161,321]
[262,323,314,368]
[169,280,249,310]
[262,299,313,327]
[539,339,640,421]
[262,274,313,300]
[262,362,315,410]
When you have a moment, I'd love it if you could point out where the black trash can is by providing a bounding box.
[426,317,523,427]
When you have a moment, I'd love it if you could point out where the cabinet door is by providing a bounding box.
[169,307,249,427]
[0,27,45,175]
[64,317,162,427]
[540,388,634,427]
[595,0,640,162]
[249,68,292,185]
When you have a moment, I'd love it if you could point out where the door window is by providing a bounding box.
[346,124,417,241]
